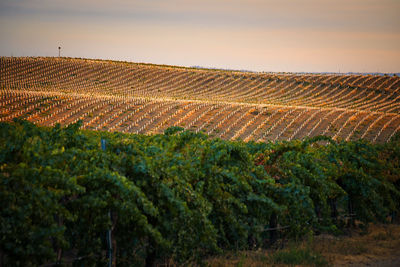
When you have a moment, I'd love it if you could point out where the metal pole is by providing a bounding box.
[107,215,112,267]
[58,47,61,57]
[101,139,112,267]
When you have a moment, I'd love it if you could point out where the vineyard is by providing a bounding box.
[1,57,400,143]
[1,119,400,266]
[1,57,400,266]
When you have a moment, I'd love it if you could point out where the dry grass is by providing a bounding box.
[204,224,400,267]
[315,224,400,266]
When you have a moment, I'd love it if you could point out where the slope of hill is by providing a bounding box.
[1,57,399,142]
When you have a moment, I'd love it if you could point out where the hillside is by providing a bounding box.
[1,57,400,142]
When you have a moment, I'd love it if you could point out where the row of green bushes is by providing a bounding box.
[1,120,399,266]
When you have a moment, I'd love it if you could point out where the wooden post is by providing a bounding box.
[329,198,338,222]
[269,213,278,246]
[347,197,355,228]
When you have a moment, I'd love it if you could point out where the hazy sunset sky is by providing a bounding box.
[1,0,399,73]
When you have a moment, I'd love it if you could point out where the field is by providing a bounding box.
[1,57,400,143]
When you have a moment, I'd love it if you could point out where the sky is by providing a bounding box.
[0,0,399,73]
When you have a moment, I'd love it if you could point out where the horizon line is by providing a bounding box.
[2,55,399,76]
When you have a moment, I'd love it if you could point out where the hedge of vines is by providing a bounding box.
[1,119,399,266]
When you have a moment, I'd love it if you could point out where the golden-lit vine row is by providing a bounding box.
[1,57,399,143]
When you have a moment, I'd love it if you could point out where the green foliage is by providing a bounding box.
[0,120,399,266]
